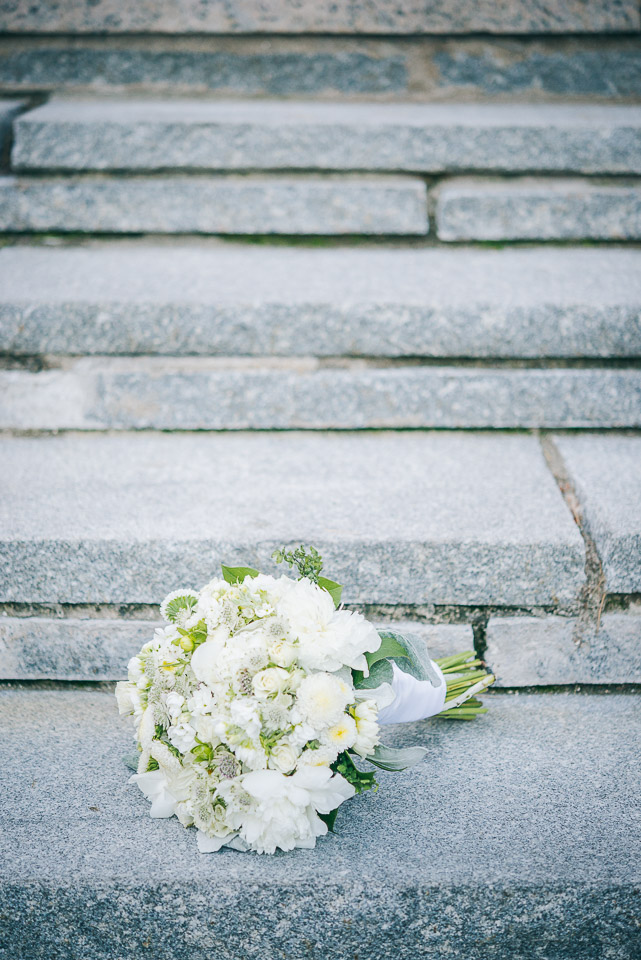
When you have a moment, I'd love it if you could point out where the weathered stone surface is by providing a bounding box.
[1,690,639,959]
[0,175,427,235]
[1,0,638,33]
[437,178,641,241]
[12,100,641,174]
[0,616,152,680]
[429,38,641,101]
[3,359,641,430]
[4,38,641,101]
[2,245,641,359]
[0,432,585,606]
[0,40,408,96]
[0,616,471,680]
[486,610,641,685]
[0,98,23,158]
[553,434,641,594]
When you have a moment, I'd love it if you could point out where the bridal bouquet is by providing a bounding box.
[116,546,494,854]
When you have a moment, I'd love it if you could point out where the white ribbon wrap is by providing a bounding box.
[377,661,447,724]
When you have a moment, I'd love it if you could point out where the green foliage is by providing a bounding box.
[318,808,339,832]
[163,592,199,624]
[333,751,378,794]
[370,629,438,684]
[272,544,324,583]
[272,545,343,607]
[352,658,393,690]
[317,575,342,608]
[122,753,139,773]
[221,564,259,584]
[365,744,427,772]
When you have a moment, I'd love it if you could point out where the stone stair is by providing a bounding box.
[1,3,640,957]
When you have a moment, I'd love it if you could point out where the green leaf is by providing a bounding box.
[365,744,427,772]
[365,633,410,670]
[317,575,343,608]
[122,753,139,772]
[318,808,339,832]
[221,564,259,585]
[371,629,443,686]
[352,658,393,690]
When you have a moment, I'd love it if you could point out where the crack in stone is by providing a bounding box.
[540,433,607,644]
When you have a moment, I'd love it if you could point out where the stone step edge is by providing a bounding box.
[2,363,641,430]
[11,100,641,175]
[2,245,641,359]
[0,175,428,236]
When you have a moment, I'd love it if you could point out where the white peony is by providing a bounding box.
[295,672,353,728]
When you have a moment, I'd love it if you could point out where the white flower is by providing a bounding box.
[295,672,353,729]
[252,666,290,701]
[222,766,354,854]
[276,579,380,673]
[268,637,298,668]
[168,719,197,753]
[127,656,144,683]
[165,691,185,720]
[160,588,199,624]
[298,744,337,768]
[352,700,380,757]
[115,680,143,720]
[323,714,357,751]
[268,740,299,773]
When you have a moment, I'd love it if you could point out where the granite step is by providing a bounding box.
[2,245,640,359]
[0,431,586,607]
[0,175,427,235]
[11,100,641,174]
[4,37,641,102]
[1,689,639,960]
[2,0,638,34]
[3,358,641,430]
[436,178,641,241]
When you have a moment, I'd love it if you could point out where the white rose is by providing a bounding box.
[268,637,298,668]
[252,666,290,700]
[269,741,299,773]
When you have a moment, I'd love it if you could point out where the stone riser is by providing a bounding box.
[2,175,641,240]
[3,37,641,101]
[2,612,640,686]
[3,361,641,429]
[2,245,640,359]
[0,175,429,236]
